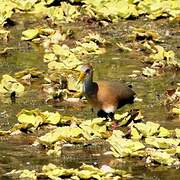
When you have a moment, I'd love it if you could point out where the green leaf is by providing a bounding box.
[0,74,25,96]
[19,170,36,180]
[21,29,39,40]
[142,67,157,77]
[134,121,160,137]
[175,128,180,138]
[131,127,142,140]
[145,137,180,149]
[39,127,85,145]
[42,111,61,125]
[107,130,144,157]
[147,149,177,166]
[17,109,62,129]
[172,107,180,115]
[158,127,171,137]
[17,113,43,128]
[53,44,71,57]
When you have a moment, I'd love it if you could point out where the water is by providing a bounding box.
[0,15,179,179]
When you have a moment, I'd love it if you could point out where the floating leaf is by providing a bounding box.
[145,137,180,149]
[158,127,171,138]
[116,42,132,52]
[19,170,36,180]
[80,118,107,140]
[0,74,24,96]
[0,1,15,26]
[130,28,161,42]
[172,107,180,115]
[48,61,66,70]
[134,121,160,137]
[142,67,157,77]
[47,2,80,23]
[44,53,57,63]
[39,126,85,145]
[15,68,43,79]
[21,29,39,40]
[147,149,177,166]
[138,0,180,20]
[83,33,106,44]
[53,44,71,57]
[73,41,105,54]
[175,129,180,138]
[149,45,180,68]
[40,163,130,179]
[131,127,142,140]
[16,109,62,129]
[107,130,145,157]
[42,111,61,125]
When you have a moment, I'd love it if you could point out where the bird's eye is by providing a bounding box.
[85,69,90,74]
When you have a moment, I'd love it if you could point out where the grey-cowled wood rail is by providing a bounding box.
[77,64,136,120]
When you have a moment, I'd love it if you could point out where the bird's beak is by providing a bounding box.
[76,72,85,85]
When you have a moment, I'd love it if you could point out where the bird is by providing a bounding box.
[77,64,136,120]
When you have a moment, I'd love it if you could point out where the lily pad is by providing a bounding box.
[131,126,142,140]
[158,127,171,137]
[39,126,85,145]
[147,149,177,166]
[17,109,61,128]
[19,170,36,180]
[142,67,157,77]
[175,129,180,138]
[134,121,160,137]
[145,137,180,149]
[0,74,25,96]
[107,130,145,157]
[21,29,39,40]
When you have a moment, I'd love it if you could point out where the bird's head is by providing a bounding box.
[77,64,93,84]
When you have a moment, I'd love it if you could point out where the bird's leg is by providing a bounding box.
[108,112,114,120]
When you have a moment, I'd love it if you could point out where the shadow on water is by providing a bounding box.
[0,15,179,179]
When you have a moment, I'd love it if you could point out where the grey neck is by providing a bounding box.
[83,73,94,96]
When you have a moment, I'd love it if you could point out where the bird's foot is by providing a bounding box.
[111,121,119,130]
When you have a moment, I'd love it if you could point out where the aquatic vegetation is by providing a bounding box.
[2,108,179,167]
[129,27,179,78]
[83,0,180,21]
[142,67,157,77]
[8,163,131,179]
[0,74,25,96]
[17,109,61,127]
[0,0,179,179]
[164,86,180,115]
[1,0,179,27]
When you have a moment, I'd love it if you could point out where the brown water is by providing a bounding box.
[0,15,180,179]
